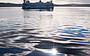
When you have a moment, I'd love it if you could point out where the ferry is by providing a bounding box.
[22,0,54,10]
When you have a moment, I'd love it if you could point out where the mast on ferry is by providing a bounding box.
[39,0,42,2]
[50,0,53,3]
[23,0,26,3]
[23,0,30,4]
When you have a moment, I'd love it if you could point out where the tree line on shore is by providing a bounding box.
[0,3,90,7]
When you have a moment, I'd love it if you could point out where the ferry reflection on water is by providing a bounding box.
[0,7,90,56]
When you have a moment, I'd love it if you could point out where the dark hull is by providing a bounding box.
[22,6,54,9]
[22,6,54,11]
[22,7,54,9]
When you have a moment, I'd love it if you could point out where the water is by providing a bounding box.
[0,7,90,56]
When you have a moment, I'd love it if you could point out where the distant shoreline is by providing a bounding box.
[0,3,22,7]
[54,4,90,7]
[0,3,90,7]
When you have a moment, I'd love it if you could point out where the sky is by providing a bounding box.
[0,0,90,4]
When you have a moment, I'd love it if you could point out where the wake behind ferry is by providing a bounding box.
[22,0,54,10]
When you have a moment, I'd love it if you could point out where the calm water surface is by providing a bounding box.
[0,7,90,56]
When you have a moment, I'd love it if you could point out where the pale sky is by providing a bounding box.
[0,0,90,4]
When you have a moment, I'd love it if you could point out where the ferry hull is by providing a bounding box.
[22,6,54,9]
